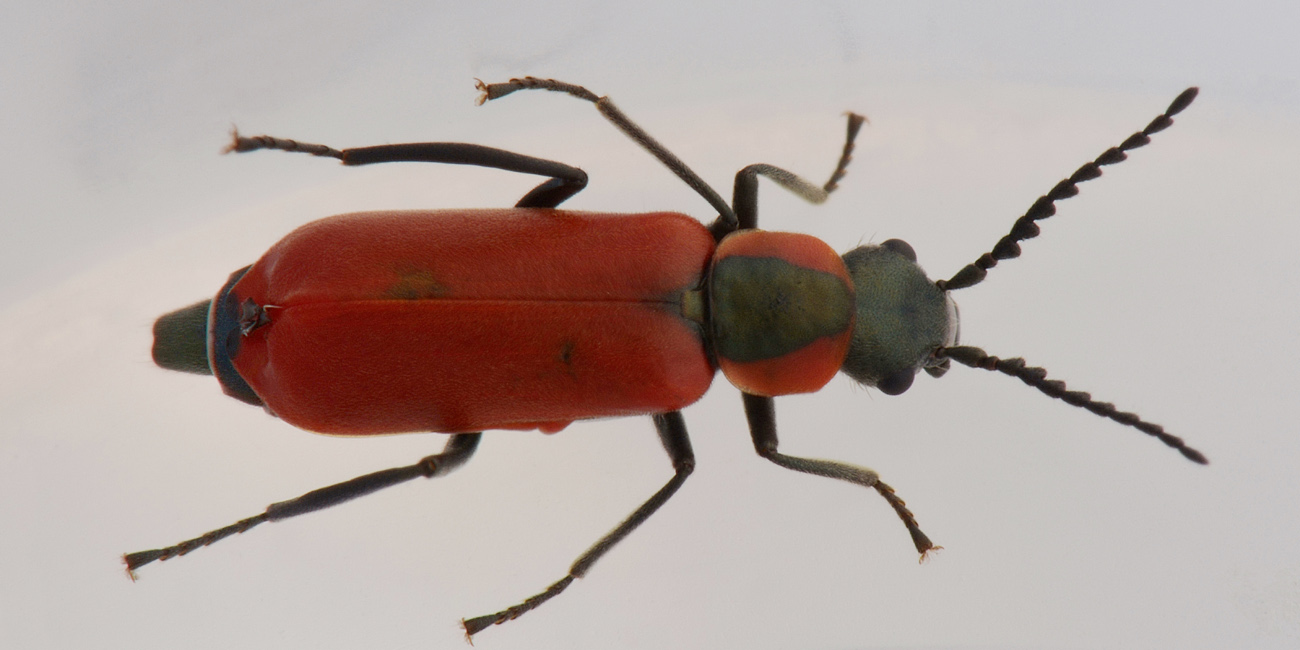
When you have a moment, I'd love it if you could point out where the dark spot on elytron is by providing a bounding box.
[385,267,448,300]
[556,341,578,380]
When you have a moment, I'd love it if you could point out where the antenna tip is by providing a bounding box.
[1168,87,1199,116]
[1181,446,1209,465]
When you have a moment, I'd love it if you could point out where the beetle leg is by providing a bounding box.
[123,433,482,576]
[476,77,738,230]
[226,131,588,208]
[731,113,867,231]
[741,393,937,559]
[462,412,695,638]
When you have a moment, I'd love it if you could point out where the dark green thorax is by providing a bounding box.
[840,241,954,394]
[709,255,854,363]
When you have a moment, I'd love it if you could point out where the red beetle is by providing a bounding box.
[129,78,1205,637]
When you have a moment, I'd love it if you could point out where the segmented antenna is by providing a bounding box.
[938,87,1199,291]
[936,346,1207,464]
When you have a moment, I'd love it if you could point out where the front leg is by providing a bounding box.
[730,112,866,231]
[742,393,936,558]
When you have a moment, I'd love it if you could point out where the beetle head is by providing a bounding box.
[839,239,958,395]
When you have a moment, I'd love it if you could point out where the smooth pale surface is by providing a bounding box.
[2,3,1298,650]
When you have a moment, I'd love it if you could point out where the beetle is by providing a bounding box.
[127,77,1206,638]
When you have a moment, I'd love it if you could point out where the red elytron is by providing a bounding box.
[224,209,717,435]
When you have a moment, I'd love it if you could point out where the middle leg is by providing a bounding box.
[462,411,696,638]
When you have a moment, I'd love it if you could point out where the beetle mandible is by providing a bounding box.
[127,78,1206,638]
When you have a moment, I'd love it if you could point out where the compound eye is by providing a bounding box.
[881,238,917,262]
[877,368,916,395]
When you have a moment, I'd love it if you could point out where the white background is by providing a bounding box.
[2,2,1298,649]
